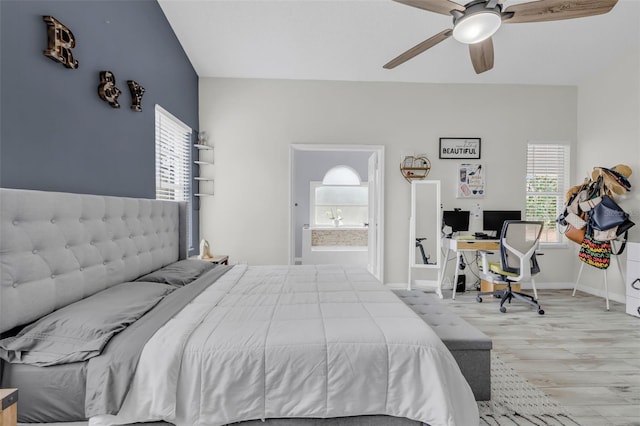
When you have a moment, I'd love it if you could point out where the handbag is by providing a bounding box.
[558,182,589,227]
[593,227,618,242]
[578,231,611,270]
[588,194,629,231]
[565,211,587,229]
[564,223,587,244]
[611,231,630,256]
[616,218,636,236]
[560,188,589,244]
[593,219,636,241]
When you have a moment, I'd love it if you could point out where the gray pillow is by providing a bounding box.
[135,259,216,287]
[0,282,174,366]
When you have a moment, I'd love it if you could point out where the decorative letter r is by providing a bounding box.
[43,16,79,69]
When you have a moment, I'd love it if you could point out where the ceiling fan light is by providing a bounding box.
[452,11,501,44]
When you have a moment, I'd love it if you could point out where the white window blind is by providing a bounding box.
[155,105,192,248]
[525,143,570,244]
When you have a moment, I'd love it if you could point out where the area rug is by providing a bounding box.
[480,354,581,425]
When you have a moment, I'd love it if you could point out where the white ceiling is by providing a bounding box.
[158,0,640,86]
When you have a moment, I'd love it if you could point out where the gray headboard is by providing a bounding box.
[0,188,188,333]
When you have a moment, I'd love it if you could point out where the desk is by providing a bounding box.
[440,237,500,299]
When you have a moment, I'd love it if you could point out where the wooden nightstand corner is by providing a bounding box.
[1,388,18,426]
[191,255,229,265]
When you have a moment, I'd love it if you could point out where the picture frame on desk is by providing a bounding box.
[439,138,481,159]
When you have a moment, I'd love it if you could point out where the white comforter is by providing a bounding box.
[90,264,479,426]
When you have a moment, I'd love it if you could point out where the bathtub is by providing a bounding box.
[301,226,368,265]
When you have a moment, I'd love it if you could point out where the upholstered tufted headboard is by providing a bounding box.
[0,188,188,333]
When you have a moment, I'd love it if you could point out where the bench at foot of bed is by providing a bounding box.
[393,290,492,401]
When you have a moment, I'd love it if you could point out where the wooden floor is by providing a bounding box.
[441,288,640,426]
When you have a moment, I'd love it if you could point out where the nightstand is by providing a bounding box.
[191,255,229,265]
[1,389,18,426]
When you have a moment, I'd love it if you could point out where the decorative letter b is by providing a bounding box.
[43,16,78,69]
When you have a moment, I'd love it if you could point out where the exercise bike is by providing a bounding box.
[415,237,435,265]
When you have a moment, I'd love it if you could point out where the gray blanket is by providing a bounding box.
[85,265,232,417]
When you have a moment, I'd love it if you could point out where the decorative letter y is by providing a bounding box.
[127,80,145,112]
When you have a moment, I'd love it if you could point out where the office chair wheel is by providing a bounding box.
[538,308,545,315]
[500,306,507,313]
[476,296,482,303]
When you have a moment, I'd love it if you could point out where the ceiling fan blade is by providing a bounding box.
[383,29,453,69]
[469,38,494,74]
[393,0,465,16]
[503,0,618,24]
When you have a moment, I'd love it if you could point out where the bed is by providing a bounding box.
[0,188,478,426]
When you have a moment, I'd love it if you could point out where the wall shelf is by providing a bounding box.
[194,143,214,196]
[194,143,213,150]
[400,156,431,183]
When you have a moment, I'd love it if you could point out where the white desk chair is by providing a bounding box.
[477,220,544,315]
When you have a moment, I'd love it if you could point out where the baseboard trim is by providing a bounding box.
[384,281,625,304]
[384,281,577,290]
[385,282,434,290]
[572,286,625,304]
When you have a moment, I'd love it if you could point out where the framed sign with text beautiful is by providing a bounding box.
[439,138,481,159]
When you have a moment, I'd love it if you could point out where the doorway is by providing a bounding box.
[289,144,385,281]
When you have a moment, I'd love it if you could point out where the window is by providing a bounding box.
[155,105,192,248]
[525,142,570,244]
[310,183,368,226]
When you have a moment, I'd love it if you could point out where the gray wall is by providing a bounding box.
[0,0,199,252]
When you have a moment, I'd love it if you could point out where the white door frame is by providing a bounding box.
[289,144,385,282]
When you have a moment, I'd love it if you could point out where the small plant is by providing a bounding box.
[326,208,343,225]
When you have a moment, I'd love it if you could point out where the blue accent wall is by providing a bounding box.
[0,0,199,252]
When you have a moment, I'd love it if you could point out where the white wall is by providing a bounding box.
[198,78,578,285]
[576,45,640,301]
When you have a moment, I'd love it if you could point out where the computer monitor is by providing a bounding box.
[442,210,470,233]
[482,210,522,236]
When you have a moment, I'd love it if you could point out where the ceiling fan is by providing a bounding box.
[383,0,618,74]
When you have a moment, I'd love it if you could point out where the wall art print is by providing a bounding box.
[439,138,481,159]
[457,163,485,198]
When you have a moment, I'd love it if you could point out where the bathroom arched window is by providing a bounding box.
[321,165,362,186]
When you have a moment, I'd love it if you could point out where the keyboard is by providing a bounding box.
[456,235,474,240]
[474,233,491,239]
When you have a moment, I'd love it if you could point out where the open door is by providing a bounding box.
[368,152,380,279]
[289,144,384,281]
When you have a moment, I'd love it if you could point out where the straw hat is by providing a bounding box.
[592,164,632,195]
[612,164,632,178]
[565,184,583,202]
